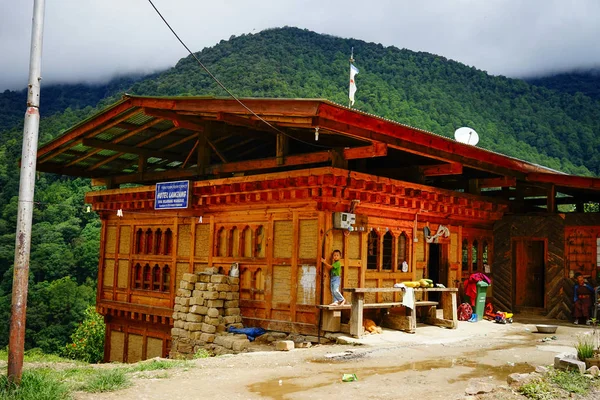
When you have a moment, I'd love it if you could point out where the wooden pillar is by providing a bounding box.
[468,179,480,196]
[197,123,211,175]
[576,202,584,213]
[276,134,288,166]
[546,184,556,213]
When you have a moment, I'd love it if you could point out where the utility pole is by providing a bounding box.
[8,0,46,384]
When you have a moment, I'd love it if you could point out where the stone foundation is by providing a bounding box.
[170,271,249,358]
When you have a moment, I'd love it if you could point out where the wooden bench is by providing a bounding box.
[342,287,458,338]
[317,302,403,332]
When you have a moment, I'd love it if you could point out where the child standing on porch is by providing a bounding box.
[321,249,346,306]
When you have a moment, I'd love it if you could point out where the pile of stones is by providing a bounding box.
[170,271,248,358]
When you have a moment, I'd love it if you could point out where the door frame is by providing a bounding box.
[511,237,547,311]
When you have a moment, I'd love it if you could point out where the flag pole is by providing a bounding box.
[8,0,45,384]
[348,47,354,108]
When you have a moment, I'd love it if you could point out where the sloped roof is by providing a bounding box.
[36,95,600,204]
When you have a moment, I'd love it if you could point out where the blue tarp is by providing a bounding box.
[227,326,267,342]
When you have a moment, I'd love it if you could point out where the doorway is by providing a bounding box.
[427,243,448,302]
[513,239,546,309]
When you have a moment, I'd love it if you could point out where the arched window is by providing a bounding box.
[133,263,142,289]
[462,239,469,271]
[255,226,265,258]
[472,240,478,271]
[135,229,143,254]
[216,227,227,257]
[155,229,163,255]
[231,227,239,257]
[367,230,379,270]
[482,241,489,266]
[382,231,393,270]
[398,232,408,268]
[242,226,252,257]
[152,264,161,291]
[145,229,153,254]
[162,265,170,292]
[143,264,151,289]
[164,228,173,255]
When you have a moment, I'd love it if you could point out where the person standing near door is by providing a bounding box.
[573,273,594,325]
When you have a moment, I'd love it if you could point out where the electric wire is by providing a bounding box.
[147,0,332,150]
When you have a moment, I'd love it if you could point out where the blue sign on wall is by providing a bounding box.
[154,180,190,210]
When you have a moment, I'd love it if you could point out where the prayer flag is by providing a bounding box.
[349,64,359,106]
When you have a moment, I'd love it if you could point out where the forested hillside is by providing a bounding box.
[0,26,599,355]
[526,68,600,102]
[0,75,142,132]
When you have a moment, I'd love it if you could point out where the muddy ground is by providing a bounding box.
[74,316,591,400]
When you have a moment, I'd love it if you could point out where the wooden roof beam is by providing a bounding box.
[39,107,140,164]
[37,99,135,160]
[69,119,162,169]
[527,172,600,190]
[478,176,517,188]
[343,143,387,160]
[81,138,187,162]
[217,112,279,135]
[420,162,462,177]
[106,150,335,185]
[143,108,205,132]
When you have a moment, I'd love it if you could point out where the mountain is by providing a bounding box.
[0,75,143,132]
[0,26,599,354]
[526,68,600,102]
[126,27,600,176]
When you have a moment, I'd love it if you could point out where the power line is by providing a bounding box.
[146,0,331,149]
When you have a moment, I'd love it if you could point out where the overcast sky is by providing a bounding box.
[1,0,600,92]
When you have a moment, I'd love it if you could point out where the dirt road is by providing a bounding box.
[74,318,585,400]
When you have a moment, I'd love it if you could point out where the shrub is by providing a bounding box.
[575,334,594,361]
[62,306,105,363]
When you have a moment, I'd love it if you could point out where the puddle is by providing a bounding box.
[249,358,533,400]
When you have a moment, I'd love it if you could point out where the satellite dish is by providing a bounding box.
[454,127,479,146]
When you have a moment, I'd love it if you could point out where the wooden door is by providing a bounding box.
[514,239,545,308]
[427,243,449,303]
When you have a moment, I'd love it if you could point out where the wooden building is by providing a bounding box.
[36,96,600,362]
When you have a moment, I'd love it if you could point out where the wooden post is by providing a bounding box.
[276,134,288,166]
[350,292,364,337]
[546,184,556,213]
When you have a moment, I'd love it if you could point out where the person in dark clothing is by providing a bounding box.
[573,273,594,325]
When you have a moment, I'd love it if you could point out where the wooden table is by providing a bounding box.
[342,287,458,338]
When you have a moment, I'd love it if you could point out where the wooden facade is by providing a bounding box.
[36,96,600,362]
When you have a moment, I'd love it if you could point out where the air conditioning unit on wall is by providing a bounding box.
[333,212,356,230]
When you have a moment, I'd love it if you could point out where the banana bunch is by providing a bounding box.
[400,279,434,288]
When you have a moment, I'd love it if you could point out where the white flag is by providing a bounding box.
[349,64,359,106]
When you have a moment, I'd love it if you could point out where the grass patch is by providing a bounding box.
[193,349,212,359]
[575,334,595,361]
[0,369,71,400]
[78,369,130,393]
[518,378,556,400]
[127,359,187,372]
[0,348,73,364]
[550,369,589,394]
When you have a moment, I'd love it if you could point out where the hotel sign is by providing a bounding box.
[154,180,190,210]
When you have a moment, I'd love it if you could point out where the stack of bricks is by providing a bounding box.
[170,270,248,358]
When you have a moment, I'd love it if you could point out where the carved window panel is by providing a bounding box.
[462,239,469,271]
[133,263,142,289]
[472,240,478,271]
[143,264,151,289]
[152,264,161,291]
[382,231,393,270]
[367,230,379,270]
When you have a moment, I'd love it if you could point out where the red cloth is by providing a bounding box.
[457,303,472,321]
[464,273,491,306]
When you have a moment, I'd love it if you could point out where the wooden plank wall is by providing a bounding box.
[493,215,568,319]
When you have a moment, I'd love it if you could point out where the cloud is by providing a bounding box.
[1,0,600,91]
